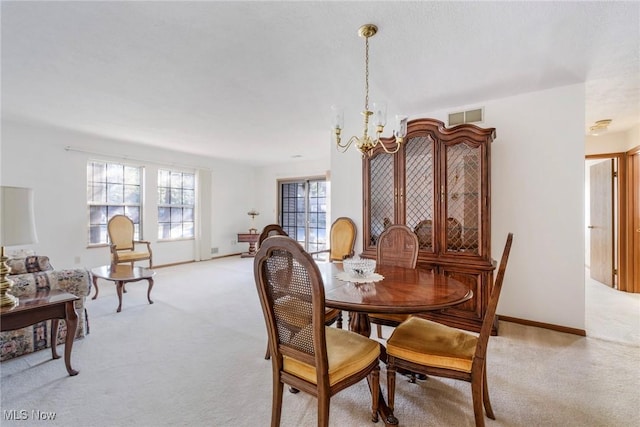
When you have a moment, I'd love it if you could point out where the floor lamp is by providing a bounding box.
[0,186,38,307]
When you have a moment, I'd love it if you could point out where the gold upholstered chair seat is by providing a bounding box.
[386,316,477,373]
[284,326,380,386]
[114,251,152,263]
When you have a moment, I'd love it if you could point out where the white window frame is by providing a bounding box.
[87,160,143,246]
[157,169,195,241]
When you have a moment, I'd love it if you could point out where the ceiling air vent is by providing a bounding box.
[448,108,484,126]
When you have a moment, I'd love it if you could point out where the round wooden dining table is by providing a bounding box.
[317,262,473,426]
[319,262,472,337]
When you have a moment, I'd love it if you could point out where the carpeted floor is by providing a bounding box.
[1,257,639,426]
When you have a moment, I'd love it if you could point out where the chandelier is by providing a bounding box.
[333,24,407,157]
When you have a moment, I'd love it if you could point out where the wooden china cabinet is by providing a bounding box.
[361,118,498,334]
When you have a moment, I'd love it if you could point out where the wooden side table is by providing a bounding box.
[0,290,80,376]
[237,232,260,257]
[91,265,155,313]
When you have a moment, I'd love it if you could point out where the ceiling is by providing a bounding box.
[2,1,638,166]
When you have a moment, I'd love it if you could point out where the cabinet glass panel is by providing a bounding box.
[445,142,481,254]
[369,153,394,246]
[405,135,435,251]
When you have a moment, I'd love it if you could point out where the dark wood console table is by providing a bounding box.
[237,233,260,257]
[0,290,80,376]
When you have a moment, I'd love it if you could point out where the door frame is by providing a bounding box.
[586,152,628,289]
[623,145,640,292]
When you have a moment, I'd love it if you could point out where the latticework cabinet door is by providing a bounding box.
[404,134,436,253]
[363,151,395,252]
[443,141,484,257]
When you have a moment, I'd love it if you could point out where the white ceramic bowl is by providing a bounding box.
[343,257,376,278]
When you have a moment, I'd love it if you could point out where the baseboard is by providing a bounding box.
[499,315,586,336]
[153,253,243,269]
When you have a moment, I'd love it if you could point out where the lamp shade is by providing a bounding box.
[0,186,38,246]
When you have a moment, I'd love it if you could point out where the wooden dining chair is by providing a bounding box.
[385,233,513,427]
[310,217,356,262]
[254,236,381,427]
[258,224,288,247]
[258,224,342,360]
[369,225,419,338]
[107,215,153,268]
[324,217,357,262]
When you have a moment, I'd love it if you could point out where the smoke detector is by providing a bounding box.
[589,119,612,136]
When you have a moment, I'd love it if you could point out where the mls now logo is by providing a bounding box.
[3,410,28,420]
[32,410,57,420]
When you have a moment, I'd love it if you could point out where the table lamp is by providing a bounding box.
[247,209,259,234]
[1,186,38,307]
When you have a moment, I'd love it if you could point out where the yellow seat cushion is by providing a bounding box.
[386,316,477,373]
[369,313,409,324]
[115,251,150,262]
[284,327,380,386]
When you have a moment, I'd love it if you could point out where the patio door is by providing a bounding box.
[279,178,328,256]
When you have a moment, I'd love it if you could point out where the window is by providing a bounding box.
[87,161,142,245]
[158,169,195,240]
[279,178,327,259]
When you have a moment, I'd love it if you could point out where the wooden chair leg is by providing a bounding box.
[336,311,343,329]
[318,393,330,427]
[376,324,383,339]
[370,366,380,422]
[482,364,495,419]
[272,378,284,427]
[471,369,486,427]
[386,359,397,413]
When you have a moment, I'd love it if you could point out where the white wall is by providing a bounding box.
[254,158,330,230]
[585,126,639,155]
[0,119,255,269]
[330,83,586,330]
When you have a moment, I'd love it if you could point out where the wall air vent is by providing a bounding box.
[448,108,484,126]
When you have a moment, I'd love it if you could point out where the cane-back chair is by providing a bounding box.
[259,224,288,247]
[258,225,341,360]
[369,225,419,338]
[385,233,514,427]
[254,236,381,427]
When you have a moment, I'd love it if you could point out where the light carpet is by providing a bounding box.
[1,257,639,426]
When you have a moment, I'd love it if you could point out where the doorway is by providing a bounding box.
[585,157,618,288]
[585,150,639,291]
[278,177,329,257]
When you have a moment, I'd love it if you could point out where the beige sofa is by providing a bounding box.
[0,256,91,362]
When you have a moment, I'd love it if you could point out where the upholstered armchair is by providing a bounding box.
[0,256,91,361]
[108,215,153,267]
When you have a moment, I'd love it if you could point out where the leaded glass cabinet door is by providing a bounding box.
[403,134,436,253]
[443,140,483,257]
[364,150,395,251]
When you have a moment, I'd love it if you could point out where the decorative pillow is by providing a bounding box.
[8,271,58,297]
[7,256,53,275]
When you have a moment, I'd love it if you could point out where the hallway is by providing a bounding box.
[585,269,640,344]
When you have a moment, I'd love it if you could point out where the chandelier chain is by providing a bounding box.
[364,35,369,111]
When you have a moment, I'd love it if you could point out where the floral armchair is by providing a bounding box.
[0,256,91,362]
